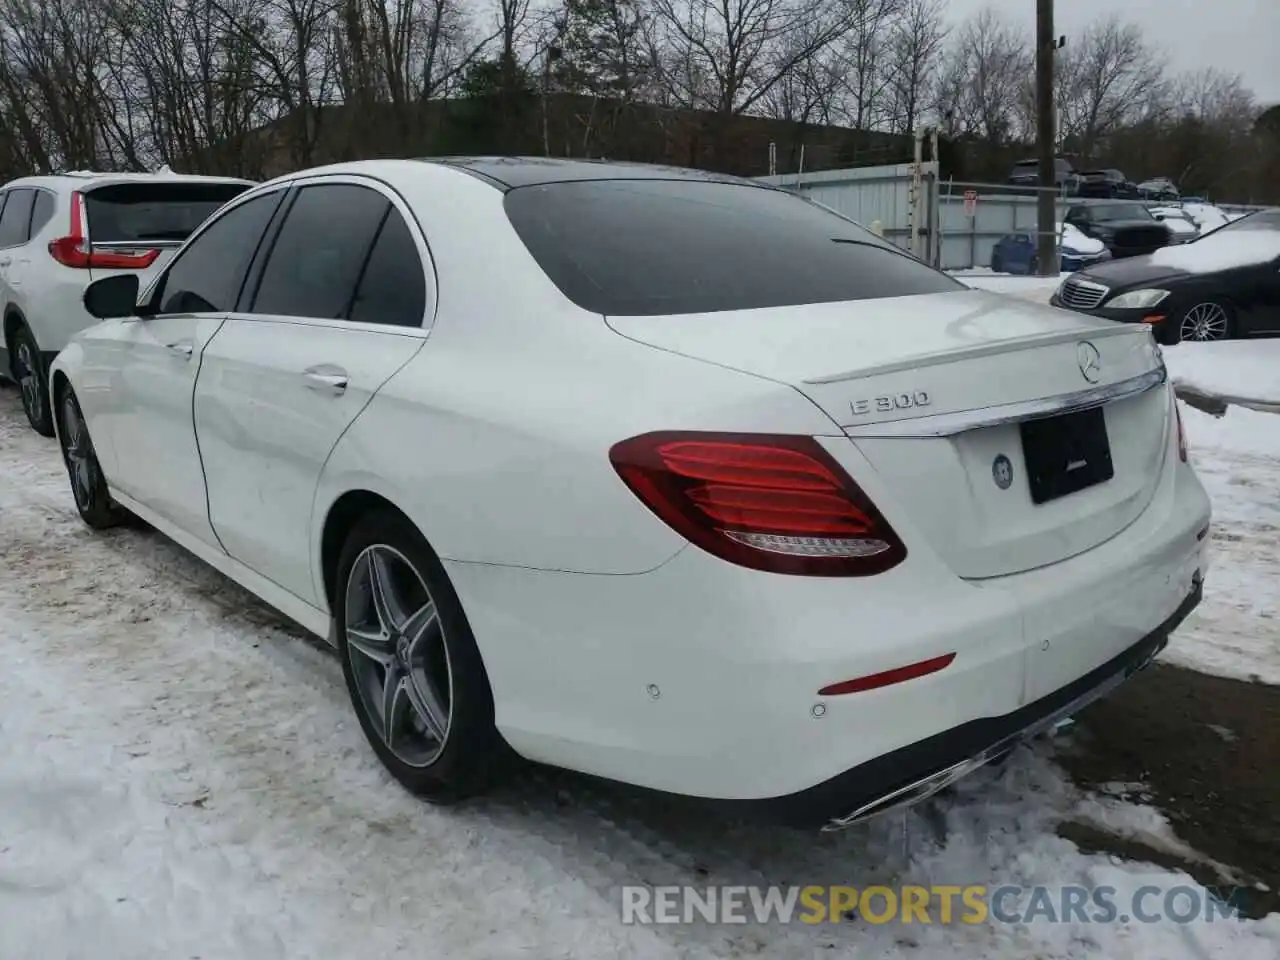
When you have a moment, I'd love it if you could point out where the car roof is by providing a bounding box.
[251,156,768,193]
[422,156,762,190]
[2,171,257,193]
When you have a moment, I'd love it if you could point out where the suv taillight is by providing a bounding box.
[609,432,907,576]
[47,192,159,270]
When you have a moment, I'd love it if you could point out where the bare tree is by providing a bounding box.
[832,0,902,131]
[649,0,852,115]
[0,0,116,169]
[931,7,1030,144]
[1054,15,1164,160]
[883,0,946,134]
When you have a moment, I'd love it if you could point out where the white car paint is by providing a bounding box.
[50,159,1212,819]
[1149,207,1200,243]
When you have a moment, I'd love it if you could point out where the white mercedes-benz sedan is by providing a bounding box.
[50,158,1210,828]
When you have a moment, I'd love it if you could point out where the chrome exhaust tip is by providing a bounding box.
[821,753,993,831]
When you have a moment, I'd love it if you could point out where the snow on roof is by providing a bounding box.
[1059,221,1105,254]
[1149,229,1280,272]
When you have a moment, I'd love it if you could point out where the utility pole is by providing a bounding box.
[1035,0,1057,277]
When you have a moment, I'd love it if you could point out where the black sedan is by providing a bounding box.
[1064,201,1171,258]
[1050,210,1280,344]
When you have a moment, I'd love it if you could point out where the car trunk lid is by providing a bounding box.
[607,289,1171,579]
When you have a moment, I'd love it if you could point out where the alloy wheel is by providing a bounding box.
[1179,302,1229,342]
[344,544,454,768]
[15,340,43,425]
[60,394,95,510]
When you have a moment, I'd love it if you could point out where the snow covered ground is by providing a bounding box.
[2,380,1279,958]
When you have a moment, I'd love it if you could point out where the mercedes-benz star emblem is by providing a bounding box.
[992,454,1014,490]
[1076,341,1101,384]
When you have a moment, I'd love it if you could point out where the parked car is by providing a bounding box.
[0,170,255,435]
[1137,178,1180,201]
[1050,209,1280,344]
[52,158,1210,827]
[1149,207,1199,244]
[1074,169,1140,199]
[1179,201,1231,233]
[1008,156,1077,191]
[989,222,1111,274]
[1064,201,1170,258]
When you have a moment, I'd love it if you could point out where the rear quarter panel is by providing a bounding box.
[308,163,841,582]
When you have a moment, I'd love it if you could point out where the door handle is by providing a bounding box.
[302,365,349,395]
[166,340,194,358]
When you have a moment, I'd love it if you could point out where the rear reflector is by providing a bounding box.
[818,653,956,696]
[47,192,160,270]
[609,432,907,576]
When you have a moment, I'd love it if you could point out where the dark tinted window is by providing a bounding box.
[1092,203,1152,221]
[504,180,962,317]
[29,190,55,235]
[252,184,389,319]
[0,188,35,246]
[86,182,252,243]
[159,192,282,314]
[349,209,427,327]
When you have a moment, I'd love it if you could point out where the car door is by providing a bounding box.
[193,178,430,604]
[78,188,285,548]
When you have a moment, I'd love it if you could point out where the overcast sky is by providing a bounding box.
[949,0,1280,106]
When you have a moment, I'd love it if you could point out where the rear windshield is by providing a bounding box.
[86,182,253,243]
[503,179,962,316]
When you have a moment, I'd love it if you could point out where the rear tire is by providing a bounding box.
[11,324,54,437]
[56,384,130,529]
[335,508,512,802]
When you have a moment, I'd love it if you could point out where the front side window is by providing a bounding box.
[158,191,283,314]
[251,184,390,319]
[504,179,962,317]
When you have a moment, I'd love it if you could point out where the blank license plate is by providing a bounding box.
[1020,407,1114,505]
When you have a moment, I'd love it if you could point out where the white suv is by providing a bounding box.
[0,171,255,435]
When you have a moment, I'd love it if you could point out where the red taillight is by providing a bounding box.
[609,432,907,576]
[47,192,159,270]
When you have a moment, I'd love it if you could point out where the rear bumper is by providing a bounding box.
[447,426,1211,807]
[759,578,1201,828]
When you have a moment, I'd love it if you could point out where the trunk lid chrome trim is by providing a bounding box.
[842,365,1167,438]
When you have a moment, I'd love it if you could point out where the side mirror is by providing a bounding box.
[83,274,142,320]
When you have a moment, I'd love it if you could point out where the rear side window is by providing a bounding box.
[0,188,35,246]
[29,190,55,235]
[86,182,252,243]
[348,209,427,327]
[252,184,389,319]
[159,191,282,314]
[504,179,961,317]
